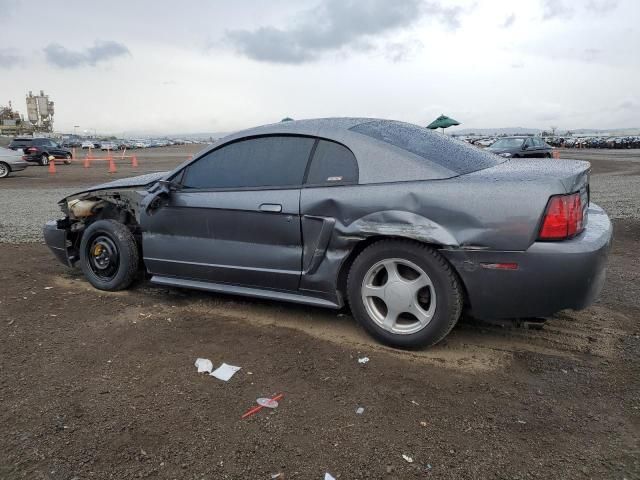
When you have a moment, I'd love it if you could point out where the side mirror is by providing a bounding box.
[142,180,180,214]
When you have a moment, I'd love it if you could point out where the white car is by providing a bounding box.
[0,146,30,178]
[100,142,118,151]
[81,141,95,149]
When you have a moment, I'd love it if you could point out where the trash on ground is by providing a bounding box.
[356,407,365,415]
[358,357,369,364]
[257,397,280,409]
[242,393,284,419]
[402,454,414,463]
[325,473,336,480]
[271,473,282,479]
[420,421,427,427]
[194,358,213,374]
[210,363,241,381]
[44,286,53,290]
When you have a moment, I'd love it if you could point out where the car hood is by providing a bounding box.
[68,171,169,198]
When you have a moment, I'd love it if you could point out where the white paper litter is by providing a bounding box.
[358,357,369,364]
[210,363,241,381]
[356,407,365,415]
[257,397,279,409]
[402,454,414,463]
[194,358,213,374]
[325,473,336,480]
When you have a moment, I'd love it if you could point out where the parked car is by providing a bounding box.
[9,137,72,165]
[486,136,554,158]
[43,118,611,348]
[100,142,118,151]
[0,146,30,178]
[81,140,95,149]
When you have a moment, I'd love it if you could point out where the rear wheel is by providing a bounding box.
[64,153,72,164]
[79,220,139,291]
[40,153,49,166]
[347,240,463,348]
[0,162,10,178]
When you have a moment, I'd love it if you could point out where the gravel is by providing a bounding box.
[0,188,72,243]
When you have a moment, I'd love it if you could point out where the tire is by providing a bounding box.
[40,153,49,166]
[64,153,72,165]
[544,153,551,158]
[347,239,463,348]
[79,219,140,291]
[0,162,10,178]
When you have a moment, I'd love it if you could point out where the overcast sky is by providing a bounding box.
[1,0,638,135]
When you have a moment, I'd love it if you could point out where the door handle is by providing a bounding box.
[259,203,282,213]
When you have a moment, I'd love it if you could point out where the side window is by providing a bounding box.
[523,138,533,148]
[305,140,358,186]
[181,136,314,189]
[534,138,545,148]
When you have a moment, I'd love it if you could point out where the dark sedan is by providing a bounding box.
[43,118,611,348]
[9,137,72,165]
[486,136,554,158]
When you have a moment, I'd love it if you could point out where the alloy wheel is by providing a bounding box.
[361,258,436,335]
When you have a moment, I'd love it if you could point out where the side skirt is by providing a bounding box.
[150,275,341,309]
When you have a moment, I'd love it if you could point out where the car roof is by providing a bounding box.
[204,117,498,183]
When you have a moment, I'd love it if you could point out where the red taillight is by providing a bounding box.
[26,147,38,153]
[538,193,584,240]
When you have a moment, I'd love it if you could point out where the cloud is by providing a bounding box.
[585,0,619,14]
[541,0,574,20]
[384,40,424,63]
[502,13,516,28]
[43,40,130,68]
[0,48,23,69]
[224,0,463,64]
[0,0,18,18]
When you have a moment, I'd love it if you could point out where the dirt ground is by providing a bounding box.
[1,147,639,479]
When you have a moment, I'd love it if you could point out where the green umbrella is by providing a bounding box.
[426,114,460,133]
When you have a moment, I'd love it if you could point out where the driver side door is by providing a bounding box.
[140,135,316,292]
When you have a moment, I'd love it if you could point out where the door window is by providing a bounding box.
[305,140,358,186]
[181,136,315,189]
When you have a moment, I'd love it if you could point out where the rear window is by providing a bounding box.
[350,120,502,174]
[9,139,32,147]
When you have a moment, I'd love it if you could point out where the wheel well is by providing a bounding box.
[336,235,471,310]
[336,236,439,300]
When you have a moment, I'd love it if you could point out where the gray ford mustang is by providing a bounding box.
[43,118,612,348]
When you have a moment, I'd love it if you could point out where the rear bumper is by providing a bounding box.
[442,203,612,320]
[43,220,77,267]
[9,160,29,172]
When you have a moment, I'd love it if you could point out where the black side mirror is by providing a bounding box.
[142,180,180,214]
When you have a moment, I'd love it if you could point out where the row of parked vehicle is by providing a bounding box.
[543,136,640,149]
[63,137,202,150]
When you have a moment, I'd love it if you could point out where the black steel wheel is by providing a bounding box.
[80,220,139,291]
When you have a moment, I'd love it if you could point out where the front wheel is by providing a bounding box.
[64,153,72,164]
[347,240,463,348]
[40,153,49,166]
[0,162,10,178]
[79,220,140,291]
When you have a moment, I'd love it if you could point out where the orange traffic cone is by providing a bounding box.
[83,154,90,168]
[131,155,138,168]
[48,157,56,174]
[108,156,117,173]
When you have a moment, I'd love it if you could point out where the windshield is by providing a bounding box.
[490,138,524,149]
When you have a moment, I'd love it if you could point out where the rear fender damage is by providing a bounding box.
[299,209,460,306]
